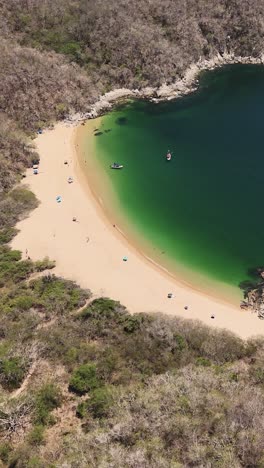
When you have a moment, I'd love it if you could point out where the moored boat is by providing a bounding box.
[111,162,123,169]
[166,151,172,161]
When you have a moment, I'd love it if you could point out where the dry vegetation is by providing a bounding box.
[1,269,264,467]
[0,0,264,191]
[0,1,264,466]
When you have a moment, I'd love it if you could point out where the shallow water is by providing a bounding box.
[82,65,264,300]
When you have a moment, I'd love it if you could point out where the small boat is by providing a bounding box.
[166,151,172,161]
[111,163,123,169]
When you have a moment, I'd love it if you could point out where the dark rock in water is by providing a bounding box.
[104,129,112,133]
[94,131,103,136]
[116,116,128,125]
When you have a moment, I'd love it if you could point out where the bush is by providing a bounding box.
[0,442,11,463]
[0,227,18,244]
[34,257,55,272]
[196,357,212,367]
[10,295,35,311]
[0,357,26,390]
[29,275,90,314]
[174,334,187,351]
[251,367,264,384]
[69,364,100,395]
[0,246,21,262]
[81,386,113,419]
[28,425,45,446]
[0,259,34,286]
[81,297,125,319]
[34,383,61,425]
[121,315,143,333]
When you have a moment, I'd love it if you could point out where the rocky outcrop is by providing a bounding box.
[64,51,264,126]
[240,269,264,319]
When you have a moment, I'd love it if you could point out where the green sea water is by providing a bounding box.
[83,64,264,300]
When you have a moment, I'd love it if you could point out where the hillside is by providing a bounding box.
[0,248,264,466]
[0,1,264,466]
[0,0,264,189]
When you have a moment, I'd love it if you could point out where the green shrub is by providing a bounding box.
[28,425,45,446]
[69,364,100,395]
[174,334,187,351]
[0,259,34,286]
[30,275,90,314]
[0,357,26,390]
[251,367,264,384]
[84,386,113,419]
[35,383,61,425]
[0,246,21,262]
[0,227,18,244]
[122,315,142,333]
[9,187,38,208]
[55,103,68,118]
[76,401,87,419]
[81,297,123,319]
[34,257,55,272]
[196,357,212,367]
[229,372,239,381]
[0,442,11,463]
[11,295,35,311]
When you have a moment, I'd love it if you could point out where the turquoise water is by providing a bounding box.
[85,65,264,299]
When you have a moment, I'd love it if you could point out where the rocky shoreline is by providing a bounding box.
[64,51,264,125]
[240,269,264,319]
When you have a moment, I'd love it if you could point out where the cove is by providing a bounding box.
[81,64,264,302]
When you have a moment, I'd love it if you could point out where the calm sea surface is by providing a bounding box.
[82,65,264,300]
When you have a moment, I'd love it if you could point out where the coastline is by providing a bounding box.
[11,121,264,338]
[65,53,264,125]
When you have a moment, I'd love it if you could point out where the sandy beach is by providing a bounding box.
[12,122,264,339]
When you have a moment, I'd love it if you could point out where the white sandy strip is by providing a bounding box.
[12,123,264,339]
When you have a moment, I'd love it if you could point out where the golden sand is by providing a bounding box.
[11,122,264,339]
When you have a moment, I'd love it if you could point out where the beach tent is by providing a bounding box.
[56,196,62,203]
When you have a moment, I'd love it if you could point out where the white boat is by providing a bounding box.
[166,151,172,161]
[111,163,123,169]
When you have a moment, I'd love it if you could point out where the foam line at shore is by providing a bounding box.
[11,122,264,339]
